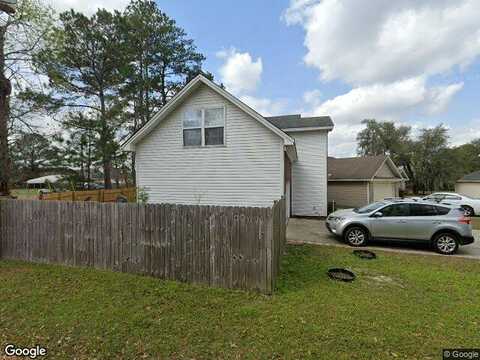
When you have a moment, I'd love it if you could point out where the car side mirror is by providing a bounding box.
[372,212,383,218]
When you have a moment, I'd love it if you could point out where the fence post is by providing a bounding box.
[265,204,274,294]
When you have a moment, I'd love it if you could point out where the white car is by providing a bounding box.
[423,192,480,216]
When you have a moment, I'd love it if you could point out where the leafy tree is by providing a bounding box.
[58,112,99,188]
[355,120,477,193]
[0,0,53,195]
[357,119,414,182]
[26,2,209,187]
[11,131,59,179]
[31,9,128,188]
[120,0,206,130]
[118,1,207,183]
[410,126,451,192]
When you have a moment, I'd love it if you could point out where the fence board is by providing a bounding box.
[40,188,136,203]
[0,198,286,294]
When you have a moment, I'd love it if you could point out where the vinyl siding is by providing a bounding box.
[328,182,368,208]
[456,183,480,198]
[135,84,284,207]
[375,162,397,178]
[287,131,329,216]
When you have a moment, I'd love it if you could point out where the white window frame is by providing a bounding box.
[183,106,226,147]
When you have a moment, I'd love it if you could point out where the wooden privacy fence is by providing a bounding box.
[0,198,286,293]
[39,187,136,203]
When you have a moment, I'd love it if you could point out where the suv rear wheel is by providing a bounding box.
[344,226,368,247]
[433,233,459,255]
[461,205,475,217]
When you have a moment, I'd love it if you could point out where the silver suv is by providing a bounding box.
[326,200,474,255]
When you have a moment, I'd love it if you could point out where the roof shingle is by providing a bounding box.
[459,170,480,182]
[265,114,333,130]
[328,156,390,180]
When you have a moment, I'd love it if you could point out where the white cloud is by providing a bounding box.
[239,95,287,117]
[217,48,263,96]
[447,120,480,146]
[283,0,475,155]
[283,0,480,85]
[312,78,463,123]
[304,77,463,156]
[302,89,322,107]
[217,48,286,116]
[47,0,129,15]
[425,83,465,115]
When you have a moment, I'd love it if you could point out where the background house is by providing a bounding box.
[456,171,480,197]
[328,155,404,209]
[122,75,333,217]
[25,174,63,189]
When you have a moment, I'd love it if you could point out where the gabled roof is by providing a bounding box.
[398,167,410,181]
[458,170,480,183]
[328,155,403,181]
[26,175,63,184]
[121,75,295,151]
[265,114,334,131]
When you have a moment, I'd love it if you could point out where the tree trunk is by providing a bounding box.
[86,138,92,189]
[103,159,112,189]
[0,28,11,196]
[98,92,112,189]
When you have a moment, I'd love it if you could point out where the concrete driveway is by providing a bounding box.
[287,218,480,260]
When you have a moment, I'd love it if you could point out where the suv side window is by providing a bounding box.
[435,206,451,215]
[381,204,410,217]
[410,204,438,216]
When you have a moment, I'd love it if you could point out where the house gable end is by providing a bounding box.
[122,75,294,151]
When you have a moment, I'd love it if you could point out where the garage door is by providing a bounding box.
[456,183,480,198]
[373,182,395,202]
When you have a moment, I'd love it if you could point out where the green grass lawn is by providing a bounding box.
[1,245,480,359]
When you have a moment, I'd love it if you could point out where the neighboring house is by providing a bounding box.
[456,171,480,198]
[327,155,404,208]
[122,75,334,217]
[26,175,63,189]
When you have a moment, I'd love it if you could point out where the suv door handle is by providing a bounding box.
[397,220,407,223]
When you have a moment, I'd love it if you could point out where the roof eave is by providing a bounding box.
[284,126,334,133]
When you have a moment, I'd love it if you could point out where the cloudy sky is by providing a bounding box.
[48,0,480,156]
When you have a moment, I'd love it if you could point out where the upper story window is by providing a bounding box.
[183,107,225,146]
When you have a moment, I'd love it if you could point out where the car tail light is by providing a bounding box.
[459,216,471,225]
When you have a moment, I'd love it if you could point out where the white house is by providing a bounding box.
[456,171,480,197]
[122,75,333,217]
